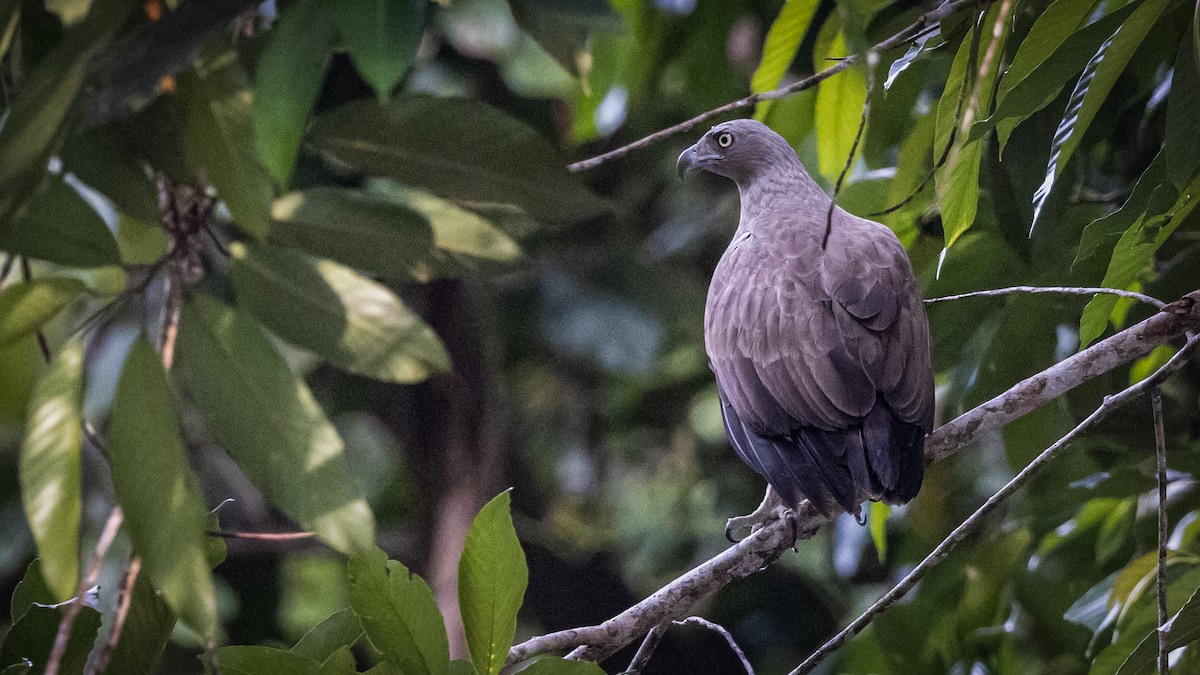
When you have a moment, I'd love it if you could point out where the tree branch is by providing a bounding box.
[925,285,1166,310]
[673,617,754,675]
[46,507,124,675]
[790,336,1199,674]
[1152,386,1168,675]
[504,289,1200,669]
[567,0,996,173]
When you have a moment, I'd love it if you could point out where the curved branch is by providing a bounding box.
[567,0,996,173]
[925,285,1166,310]
[504,289,1200,669]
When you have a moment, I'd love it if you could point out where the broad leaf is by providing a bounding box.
[751,0,819,120]
[255,0,338,187]
[515,659,606,674]
[0,278,85,349]
[175,295,375,554]
[179,47,274,238]
[292,609,365,662]
[60,126,160,224]
[507,0,618,81]
[1074,151,1173,268]
[1165,24,1200,190]
[309,96,608,222]
[1115,587,1200,675]
[230,242,451,384]
[10,560,53,622]
[109,338,217,637]
[0,177,122,268]
[0,0,134,226]
[334,0,424,101]
[19,339,84,602]
[217,646,322,675]
[0,604,101,675]
[814,31,866,184]
[347,546,449,675]
[100,577,176,675]
[269,187,435,279]
[459,491,528,675]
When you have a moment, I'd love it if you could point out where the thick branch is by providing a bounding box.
[505,289,1200,668]
[567,0,994,173]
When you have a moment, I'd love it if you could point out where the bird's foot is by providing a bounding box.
[725,501,794,543]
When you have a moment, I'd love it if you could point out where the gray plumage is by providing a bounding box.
[678,119,934,519]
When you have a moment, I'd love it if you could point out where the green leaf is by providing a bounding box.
[19,338,84,602]
[1029,0,1170,235]
[449,662,476,675]
[231,242,450,383]
[1078,170,1200,347]
[10,560,53,622]
[269,187,435,278]
[814,31,866,184]
[109,337,217,637]
[750,0,819,120]
[60,126,160,224]
[254,0,338,187]
[515,658,606,674]
[347,546,449,675]
[0,0,19,59]
[334,0,424,101]
[0,176,122,268]
[0,277,85,349]
[292,609,365,662]
[1115,586,1200,675]
[217,646,322,675]
[309,96,608,222]
[1074,151,1173,268]
[179,47,274,238]
[175,295,375,554]
[1129,344,1176,385]
[0,604,101,675]
[319,647,359,675]
[869,501,889,563]
[459,491,528,675]
[507,0,618,81]
[100,577,176,675]
[0,0,134,226]
[1166,23,1200,190]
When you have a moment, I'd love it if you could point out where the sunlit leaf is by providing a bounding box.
[507,0,618,81]
[175,295,376,554]
[19,339,83,602]
[335,0,424,101]
[217,646,322,675]
[1129,344,1176,384]
[0,177,122,268]
[347,546,449,675]
[1165,24,1200,190]
[254,0,337,188]
[269,187,435,279]
[309,96,608,222]
[459,491,528,675]
[179,47,274,238]
[231,242,451,383]
[869,501,889,563]
[814,31,867,184]
[751,0,819,120]
[0,277,85,349]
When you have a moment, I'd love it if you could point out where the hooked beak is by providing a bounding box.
[676,144,720,179]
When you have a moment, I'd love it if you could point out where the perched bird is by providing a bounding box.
[677,119,934,539]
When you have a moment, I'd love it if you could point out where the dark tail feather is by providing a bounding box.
[862,400,925,504]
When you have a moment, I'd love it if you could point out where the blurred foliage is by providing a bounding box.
[0,0,1199,673]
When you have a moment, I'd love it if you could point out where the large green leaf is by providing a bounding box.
[515,659,605,674]
[334,0,424,101]
[347,546,449,675]
[0,0,134,226]
[1115,586,1200,675]
[1078,170,1200,347]
[0,604,101,674]
[507,0,618,80]
[254,0,338,188]
[179,47,274,238]
[175,295,375,554]
[0,0,19,59]
[100,577,175,675]
[458,491,528,675]
[19,339,84,602]
[109,338,217,637]
[218,646,322,675]
[269,187,435,278]
[292,609,365,662]
[814,31,866,184]
[1073,151,1173,268]
[60,126,160,224]
[0,177,122,268]
[308,96,608,222]
[1165,24,1200,190]
[231,242,450,383]
[0,277,86,349]
[750,0,819,121]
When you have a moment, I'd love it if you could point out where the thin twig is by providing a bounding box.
[205,529,316,542]
[673,617,754,675]
[159,270,182,370]
[504,289,1200,668]
[790,336,1200,674]
[20,257,52,363]
[91,556,142,674]
[566,0,997,173]
[823,52,877,250]
[46,508,124,675]
[0,252,14,290]
[1152,387,1169,675]
[925,285,1167,309]
[623,623,668,674]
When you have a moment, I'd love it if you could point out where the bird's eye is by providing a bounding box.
[717,131,734,148]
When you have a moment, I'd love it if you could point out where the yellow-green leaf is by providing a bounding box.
[0,278,86,349]
[814,32,866,183]
[751,0,819,120]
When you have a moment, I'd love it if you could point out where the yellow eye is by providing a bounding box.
[717,131,733,148]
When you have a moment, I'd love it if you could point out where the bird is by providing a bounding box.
[677,119,934,540]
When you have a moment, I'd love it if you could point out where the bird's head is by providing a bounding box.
[676,119,802,185]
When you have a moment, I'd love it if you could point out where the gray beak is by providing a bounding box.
[676,144,719,179]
